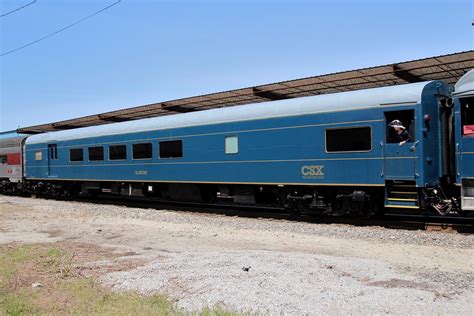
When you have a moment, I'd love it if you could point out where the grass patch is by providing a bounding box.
[0,293,36,315]
[0,244,36,290]
[0,243,243,315]
[65,278,174,315]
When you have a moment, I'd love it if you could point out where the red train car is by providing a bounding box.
[0,132,26,193]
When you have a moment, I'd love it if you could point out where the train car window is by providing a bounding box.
[461,98,474,136]
[48,144,58,160]
[69,148,83,162]
[0,156,6,164]
[109,145,127,160]
[159,140,183,158]
[225,136,238,154]
[385,110,415,143]
[133,143,153,159]
[88,146,104,161]
[326,127,371,152]
[35,151,42,161]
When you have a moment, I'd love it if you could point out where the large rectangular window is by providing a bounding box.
[88,146,104,161]
[159,140,183,158]
[48,144,58,160]
[326,127,371,152]
[133,143,153,159]
[69,148,84,162]
[109,145,127,160]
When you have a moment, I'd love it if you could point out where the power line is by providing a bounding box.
[1,0,37,18]
[1,0,121,57]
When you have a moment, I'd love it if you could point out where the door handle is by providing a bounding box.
[409,140,419,152]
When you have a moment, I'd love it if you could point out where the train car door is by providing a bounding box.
[383,110,417,180]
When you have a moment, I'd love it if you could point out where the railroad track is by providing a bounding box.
[23,193,473,234]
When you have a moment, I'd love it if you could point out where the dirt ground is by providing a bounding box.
[0,196,473,315]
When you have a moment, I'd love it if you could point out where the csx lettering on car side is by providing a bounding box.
[301,165,324,177]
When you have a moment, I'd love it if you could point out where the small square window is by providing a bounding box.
[109,145,127,160]
[133,143,153,159]
[88,146,104,161]
[70,148,83,162]
[225,136,238,154]
[385,110,415,143]
[461,98,474,136]
[35,151,42,161]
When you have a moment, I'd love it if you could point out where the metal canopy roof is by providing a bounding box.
[18,50,474,134]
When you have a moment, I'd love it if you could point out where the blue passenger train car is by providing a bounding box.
[22,78,469,216]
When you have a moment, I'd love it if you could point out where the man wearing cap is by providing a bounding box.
[388,120,411,146]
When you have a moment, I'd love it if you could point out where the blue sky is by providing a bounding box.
[0,0,472,131]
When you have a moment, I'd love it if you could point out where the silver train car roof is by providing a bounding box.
[26,81,437,145]
[454,69,474,98]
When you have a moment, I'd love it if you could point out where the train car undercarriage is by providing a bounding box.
[0,178,470,218]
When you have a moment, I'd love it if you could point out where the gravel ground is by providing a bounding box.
[104,251,472,315]
[0,195,473,315]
